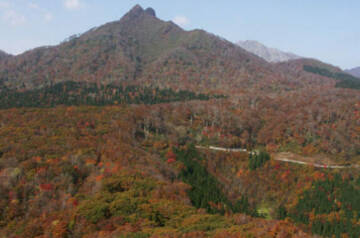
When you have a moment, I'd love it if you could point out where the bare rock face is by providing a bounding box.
[237,40,301,63]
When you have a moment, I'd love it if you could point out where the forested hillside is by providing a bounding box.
[0,106,314,237]
[0,104,359,237]
[304,65,360,89]
[0,81,220,109]
[0,4,359,238]
[0,5,358,160]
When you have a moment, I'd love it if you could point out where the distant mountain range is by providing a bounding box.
[237,40,301,63]
[345,67,360,78]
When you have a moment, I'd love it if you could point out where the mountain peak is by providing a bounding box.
[125,4,144,18]
[121,4,156,21]
[130,4,143,13]
[145,7,156,17]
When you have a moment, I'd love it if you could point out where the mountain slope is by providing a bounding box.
[0,5,274,92]
[0,106,316,238]
[237,40,301,63]
[0,50,10,61]
[346,67,360,78]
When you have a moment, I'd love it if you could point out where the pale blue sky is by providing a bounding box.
[0,0,359,69]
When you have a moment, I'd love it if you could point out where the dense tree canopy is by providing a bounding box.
[0,106,314,237]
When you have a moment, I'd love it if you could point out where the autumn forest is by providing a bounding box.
[0,4,359,238]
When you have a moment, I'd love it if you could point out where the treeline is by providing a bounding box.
[284,173,360,237]
[174,145,259,216]
[303,65,360,90]
[0,81,223,108]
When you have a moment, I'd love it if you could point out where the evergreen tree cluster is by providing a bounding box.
[288,173,360,238]
[248,151,270,171]
[175,145,259,216]
[303,65,360,90]
[0,81,223,109]
[277,205,287,220]
[233,196,259,217]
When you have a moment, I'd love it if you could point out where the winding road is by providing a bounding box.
[196,145,358,169]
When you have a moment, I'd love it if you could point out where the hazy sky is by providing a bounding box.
[0,0,359,69]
